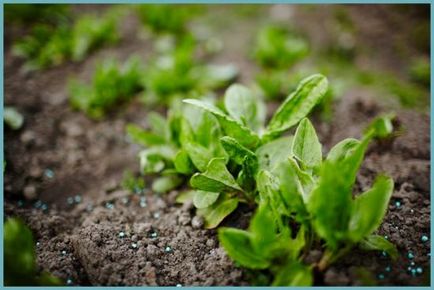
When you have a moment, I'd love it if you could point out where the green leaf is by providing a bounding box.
[359,235,398,260]
[224,84,265,132]
[126,124,166,146]
[307,160,353,250]
[249,202,278,255]
[147,112,169,139]
[4,107,24,130]
[193,190,220,209]
[349,176,394,242]
[220,136,256,165]
[256,136,293,172]
[364,114,395,139]
[183,99,260,149]
[292,118,322,171]
[272,261,313,286]
[198,193,239,228]
[218,227,270,269]
[264,74,328,138]
[152,174,183,193]
[190,157,242,192]
[4,218,36,286]
[183,142,214,172]
[326,138,360,162]
[174,149,195,175]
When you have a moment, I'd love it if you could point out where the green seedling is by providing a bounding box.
[13,11,119,70]
[253,25,309,70]
[4,106,24,130]
[143,37,238,105]
[4,218,62,286]
[69,56,143,119]
[181,74,328,227]
[219,114,397,285]
[137,4,200,35]
[121,171,146,194]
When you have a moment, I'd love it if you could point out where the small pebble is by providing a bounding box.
[105,202,114,210]
[378,273,385,280]
[153,212,160,219]
[44,169,54,179]
[131,242,138,249]
[385,266,391,272]
[395,201,401,208]
[66,278,73,285]
[164,246,172,253]
[121,197,129,205]
[119,231,126,238]
[410,261,415,266]
[410,209,414,214]
[74,195,82,203]
[411,268,417,276]
[61,250,67,256]
[86,203,93,212]
[36,242,40,247]
[176,284,182,287]
[407,252,414,259]
[421,235,429,242]
[416,267,423,274]
[41,203,48,212]
[381,251,388,257]
[67,197,74,206]
[384,235,389,240]
[149,231,158,239]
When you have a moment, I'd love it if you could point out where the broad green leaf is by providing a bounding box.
[256,170,286,219]
[174,150,195,175]
[152,174,183,193]
[4,107,24,130]
[256,136,293,172]
[326,138,360,162]
[359,234,398,260]
[183,142,214,172]
[126,124,166,146]
[224,84,264,132]
[198,193,239,228]
[220,136,256,165]
[190,157,242,192]
[193,190,220,208]
[292,118,322,171]
[249,202,278,255]
[272,261,312,286]
[264,74,328,138]
[349,176,394,242]
[307,160,353,250]
[277,158,312,220]
[183,99,260,149]
[218,227,270,269]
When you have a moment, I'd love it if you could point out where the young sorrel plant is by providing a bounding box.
[128,74,328,228]
[69,56,143,119]
[218,115,397,286]
[13,10,119,70]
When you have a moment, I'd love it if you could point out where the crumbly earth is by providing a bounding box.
[4,4,430,286]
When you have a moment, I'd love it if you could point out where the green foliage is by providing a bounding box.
[4,218,62,286]
[219,114,397,283]
[13,11,119,70]
[5,4,69,24]
[143,38,238,104]
[4,106,24,130]
[137,5,200,35]
[253,25,309,70]
[69,56,143,119]
[121,171,146,194]
[409,58,430,87]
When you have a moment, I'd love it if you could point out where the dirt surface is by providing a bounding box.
[4,4,430,286]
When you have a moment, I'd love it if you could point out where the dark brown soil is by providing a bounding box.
[4,4,430,286]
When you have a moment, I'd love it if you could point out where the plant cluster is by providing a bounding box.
[12,10,119,70]
[69,56,143,119]
[4,218,62,286]
[129,73,397,285]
